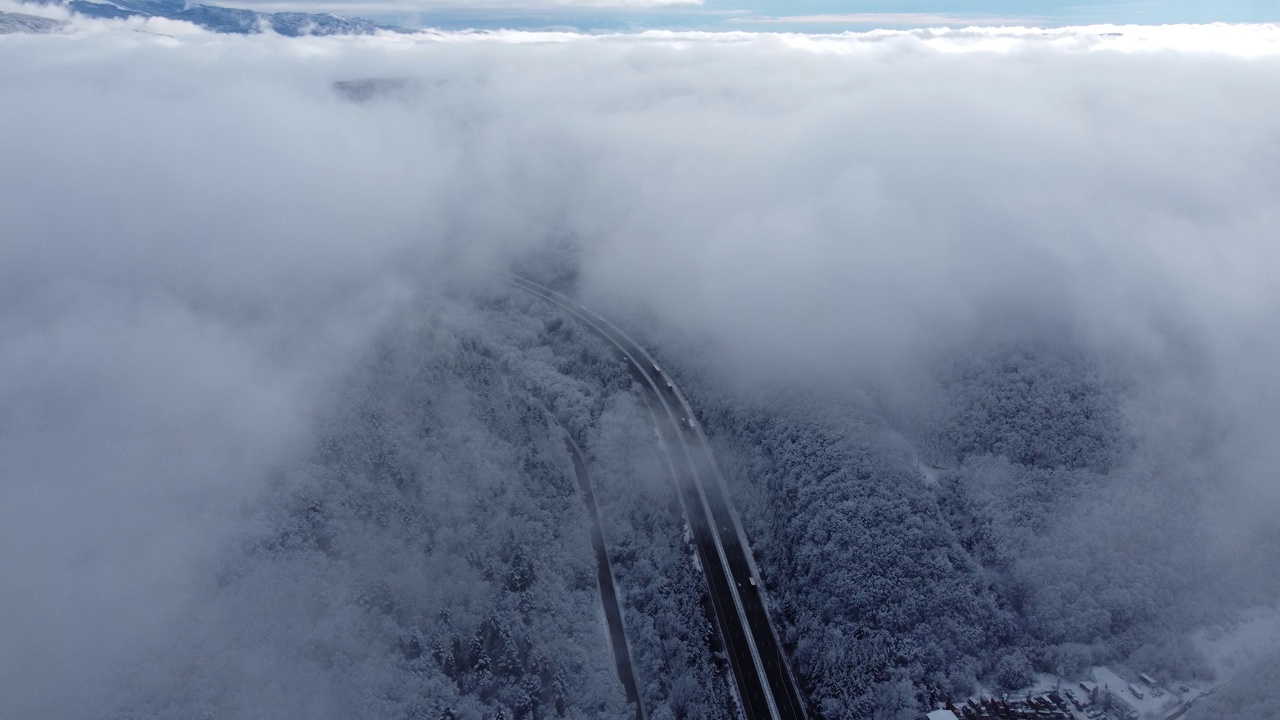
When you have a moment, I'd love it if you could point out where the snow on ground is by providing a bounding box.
[1002,668,1220,720]
[0,9,63,32]
[1089,666,1184,719]
[920,463,943,486]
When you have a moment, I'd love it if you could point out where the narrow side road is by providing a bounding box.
[559,430,647,720]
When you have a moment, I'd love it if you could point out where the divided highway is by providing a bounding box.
[507,275,809,720]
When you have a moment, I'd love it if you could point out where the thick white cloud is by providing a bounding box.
[730,13,1035,27]
[1,18,1279,717]
[155,0,704,17]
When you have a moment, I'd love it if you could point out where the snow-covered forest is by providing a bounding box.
[4,18,1280,720]
[55,266,1270,720]
[74,281,727,719]
[666,335,1280,718]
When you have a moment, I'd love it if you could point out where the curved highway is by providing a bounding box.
[507,275,809,720]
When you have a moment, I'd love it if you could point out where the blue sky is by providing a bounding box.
[341,0,1280,31]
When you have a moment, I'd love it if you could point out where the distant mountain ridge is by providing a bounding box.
[18,0,383,35]
[0,9,64,31]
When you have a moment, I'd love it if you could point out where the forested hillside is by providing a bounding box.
[69,276,1276,720]
[931,345,1124,474]
[928,346,1209,677]
[102,289,612,718]
[663,335,1278,719]
[682,380,1023,719]
[93,282,756,720]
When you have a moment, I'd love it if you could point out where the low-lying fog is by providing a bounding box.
[2,15,1277,719]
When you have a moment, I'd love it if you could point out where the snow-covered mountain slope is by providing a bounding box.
[0,9,63,32]
[7,0,384,35]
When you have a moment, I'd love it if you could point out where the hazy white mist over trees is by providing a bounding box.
[2,17,1279,720]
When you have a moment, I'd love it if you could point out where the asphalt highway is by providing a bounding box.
[507,276,809,720]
